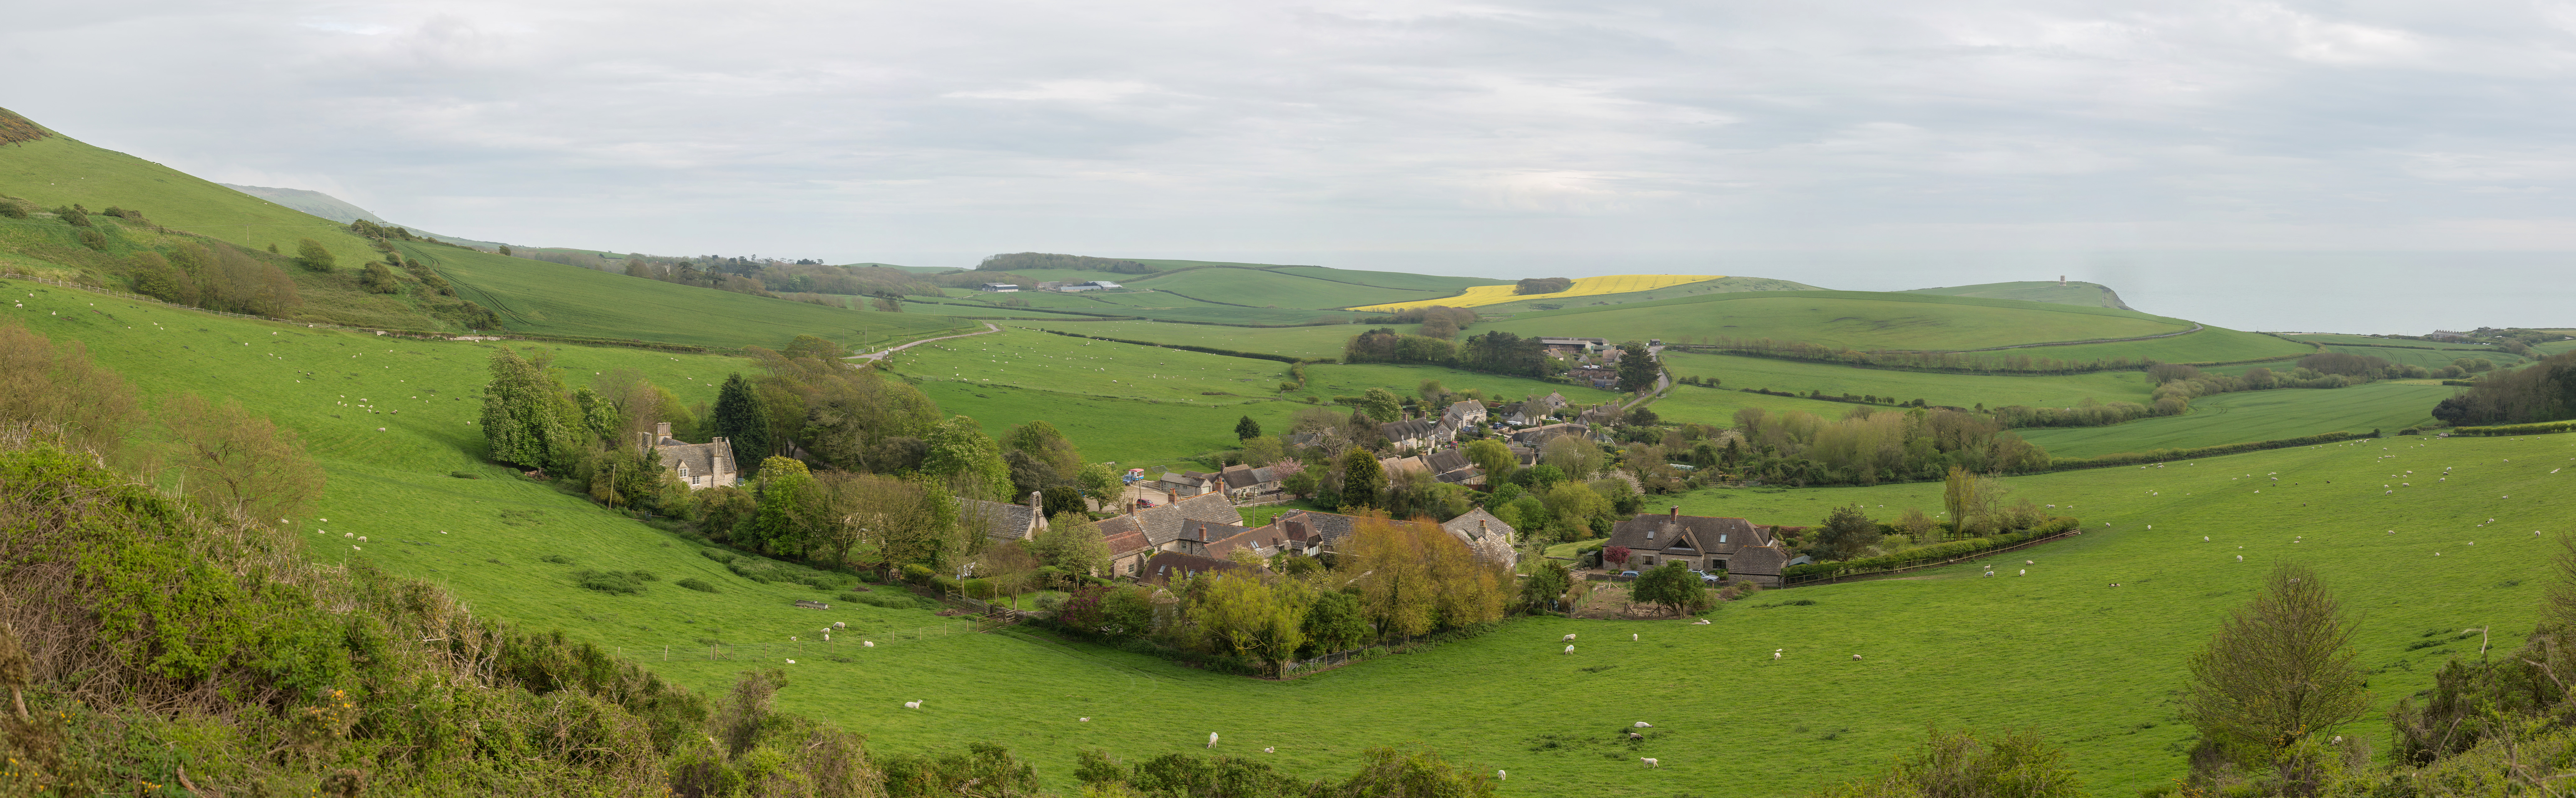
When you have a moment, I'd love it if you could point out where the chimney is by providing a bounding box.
[637,430,651,455]
[1166,490,1178,505]
[655,421,672,439]
[1670,505,1680,522]
[1028,491,1043,512]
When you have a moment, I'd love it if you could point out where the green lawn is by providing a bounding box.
[24,274,2576,796]
[1952,325,2316,365]
[2283,333,2500,350]
[1263,265,1511,293]
[2015,382,2449,457]
[1484,291,2194,351]
[1658,351,2157,409]
[408,243,968,351]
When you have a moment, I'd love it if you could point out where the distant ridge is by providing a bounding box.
[1905,280,2135,311]
[216,183,510,250]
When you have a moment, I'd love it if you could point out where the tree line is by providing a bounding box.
[976,251,1160,274]
[2433,349,2576,427]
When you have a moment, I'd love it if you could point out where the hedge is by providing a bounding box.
[2453,419,2576,436]
[1025,327,1331,364]
[1782,518,2079,581]
[2041,431,2358,472]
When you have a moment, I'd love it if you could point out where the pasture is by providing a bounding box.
[1120,267,1454,310]
[2015,382,2448,458]
[1902,280,2133,309]
[1349,274,1722,312]
[1639,383,1885,429]
[21,275,2576,796]
[2318,344,2527,370]
[622,433,2575,797]
[407,242,969,351]
[1657,351,2157,409]
[1463,275,1821,316]
[1001,320,1366,360]
[1295,363,1624,406]
[1484,291,2197,352]
[0,132,385,274]
[879,327,1299,402]
[1966,325,2315,364]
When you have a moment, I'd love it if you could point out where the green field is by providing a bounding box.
[1122,268,1452,310]
[408,242,967,351]
[1949,325,2314,365]
[2319,344,2527,370]
[1003,319,1369,359]
[881,327,1299,401]
[1904,280,2134,309]
[2015,382,2449,457]
[626,433,2575,797]
[1640,383,1884,428]
[1485,291,2195,351]
[25,272,2576,796]
[1265,265,1512,293]
[1659,351,2157,409]
[2284,333,2501,350]
[1296,363,1624,406]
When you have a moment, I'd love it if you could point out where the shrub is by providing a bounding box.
[575,569,652,594]
[0,198,28,218]
[539,554,574,565]
[962,578,995,599]
[901,563,935,584]
[929,575,960,595]
[699,548,737,564]
[293,237,336,272]
[677,578,719,593]
[77,228,107,250]
[55,205,91,227]
[853,592,921,610]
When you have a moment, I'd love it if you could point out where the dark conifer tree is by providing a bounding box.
[712,373,772,472]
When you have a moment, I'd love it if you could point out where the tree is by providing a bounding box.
[1624,406,1660,427]
[498,244,512,256]
[1540,481,1611,537]
[1028,511,1110,582]
[1234,415,1261,441]
[1540,435,1599,480]
[1040,486,1086,519]
[160,392,326,523]
[710,373,773,470]
[924,415,1013,501]
[1603,545,1631,570]
[1462,438,1516,484]
[2180,562,2371,775]
[1814,504,1882,561]
[1358,388,1403,423]
[1897,507,1938,541]
[1334,747,1500,798]
[1942,466,1984,535]
[359,261,401,293]
[1237,435,1285,467]
[1338,448,1385,510]
[752,456,816,555]
[1302,591,1369,655]
[1073,462,1120,503]
[1816,727,2083,798]
[1518,558,1574,614]
[1630,561,1711,617]
[1417,379,1447,404]
[479,347,584,472]
[293,238,336,272]
[572,387,623,446]
[1616,340,1659,393]
[981,540,1039,609]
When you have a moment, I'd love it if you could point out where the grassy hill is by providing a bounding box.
[405,242,968,351]
[1905,280,2134,310]
[2014,382,2447,457]
[1488,291,2315,364]
[1458,275,1821,315]
[1127,267,1454,310]
[1658,350,2158,409]
[0,121,388,277]
[216,182,388,223]
[1002,319,1372,359]
[1349,274,1723,312]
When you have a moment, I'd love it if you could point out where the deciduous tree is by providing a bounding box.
[2181,563,2370,774]
[160,392,325,523]
[293,237,336,272]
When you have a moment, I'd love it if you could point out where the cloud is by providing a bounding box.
[5,0,2576,266]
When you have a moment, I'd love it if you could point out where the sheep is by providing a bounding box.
[903,701,922,709]
[1640,758,1660,768]
[1498,770,1506,781]
[863,641,876,647]
[834,622,848,629]
[1564,645,1575,655]
[1773,649,1783,660]
[1079,717,1090,722]
[1629,731,1643,741]
[1632,633,1639,641]
[786,659,796,664]
[1852,654,1862,660]
[1693,619,1711,625]
[2237,555,2244,561]
[1265,747,1275,753]
[1635,721,1653,728]
[1563,633,1577,642]
[1208,732,1219,749]
[2019,569,2026,576]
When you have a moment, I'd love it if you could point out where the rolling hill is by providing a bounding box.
[1486,290,2315,363]
[1905,279,2135,310]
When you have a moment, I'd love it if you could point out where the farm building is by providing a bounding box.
[1274,509,1516,568]
[1216,463,1288,502]
[1378,417,1440,452]
[1603,507,1789,587]
[1097,492,1246,577]
[637,423,738,490]
[978,283,1020,292]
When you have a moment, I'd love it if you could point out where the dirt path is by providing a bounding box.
[846,322,1000,364]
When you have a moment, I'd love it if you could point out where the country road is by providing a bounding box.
[846,322,1001,364]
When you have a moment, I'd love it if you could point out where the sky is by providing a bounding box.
[8,0,2576,331]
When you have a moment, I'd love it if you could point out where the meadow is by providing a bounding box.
[1265,265,1511,293]
[1294,363,1624,406]
[627,433,2576,797]
[21,274,2576,796]
[2284,333,2500,350]
[2318,344,2527,370]
[1349,274,1723,312]
[0,132,385,274]
[1484,291,2201,352]
[1000,320,1368,359]
[1900,324,2311,365]
[1460,275,1821,316]
[1123,267,1455,310]
[2015,382,2448,457]
[1638,383,1893,429]
[405,242,968,351]
[1657,350,2158,409]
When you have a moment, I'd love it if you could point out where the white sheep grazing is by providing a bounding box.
[903,701,922,709]
[1265,747,1275,753]
[863,641,876,647]
[2237,555,2244,561]
[1563,645,1575,655]
[1773,649,1782,660]
[1208,732,1219,749]
[1498,770,1506,781]
[1563,633,1577,642]
[1632,633,1639,641]
[1635,721,1653,728]
[2019,569,2026,576]
[1079,717,1090,722]
[786,659,796,664]
[1852,654,1862,660]
[1693,619,1711,625]
[834,621,848,629]
[1640,758,1659,768]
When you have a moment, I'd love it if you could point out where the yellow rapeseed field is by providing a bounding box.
[1347,274,1721,312]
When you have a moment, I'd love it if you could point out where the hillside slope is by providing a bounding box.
[1906,280,2135,310]
[215,182,389,223]
[0,116,386,271]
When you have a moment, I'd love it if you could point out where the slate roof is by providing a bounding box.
[1604,510,1786,577]
[1440,400,1487,426]
[651,436,736,483]
[1204,523,1285,561]
[1378,455,1429,476]
[1434,466,1485,485]
[1439,507,1519,567]
[1095,492,1245,548]
[1277,510,1362,550]
[1379,418,1438,442]
[1219,463,1283,491]
[1101,527,1151,561]
[1140,552,1245,585]
[1423,449,1471,475]
[1510,422,1592,445]
[959,498,1044,544]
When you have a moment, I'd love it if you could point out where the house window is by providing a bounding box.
[1642,556,1655,566]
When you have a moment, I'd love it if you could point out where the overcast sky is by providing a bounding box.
[10,1,2576,328]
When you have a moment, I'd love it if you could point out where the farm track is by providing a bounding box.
[847,322,1000,363]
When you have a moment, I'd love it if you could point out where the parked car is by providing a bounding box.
[1618,570,1640,580]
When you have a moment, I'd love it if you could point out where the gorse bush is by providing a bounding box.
[675,578,719,594]
[576,569,655,595]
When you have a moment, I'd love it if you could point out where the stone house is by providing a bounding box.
[638,423,738,490]
[1439,507,1519,569]
[1602,506,1789,587]
[960,491,1050,545]
[1217,463,1286,501]
[1378,417,1439,452]
[1509,422,1597,447]
[1095,492,1246,578]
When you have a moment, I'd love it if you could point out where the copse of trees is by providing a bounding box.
[2432,350,2576,426]
[1729,406,2049,487]
[975,251,1159,274]
[2179,562,2371,795]
[1341,328,1554,379]
[1514,277,1573,295]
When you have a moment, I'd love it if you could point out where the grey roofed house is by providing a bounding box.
[978,283,1020,292]
[959,491,1050,544]
[638,422,739,490]
[1096,492,1245,574]
[1217,463,1285,496]
[1423,449,1471,475]
[1603,506,1790,587]
[1509,422,1593,446]
[1433,466,1485,486]
[1276,509,1363,555]
[1439,507,1519,568]
[1165,519,1252,558]
[1379,418,1440,450]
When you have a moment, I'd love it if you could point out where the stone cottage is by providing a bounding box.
[639,422,738,490]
